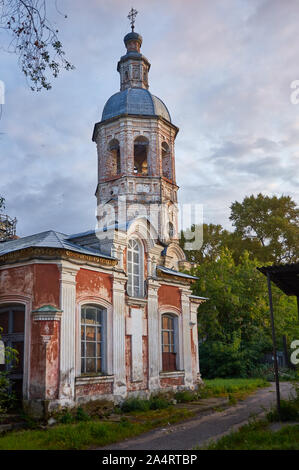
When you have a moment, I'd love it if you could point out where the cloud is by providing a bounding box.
[0,0,298,237]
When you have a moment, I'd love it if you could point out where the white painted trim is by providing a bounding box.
[76,296,113,377]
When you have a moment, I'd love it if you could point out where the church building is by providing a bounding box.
[0,16,206,417]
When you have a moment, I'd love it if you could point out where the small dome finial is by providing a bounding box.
[127,7,138,32]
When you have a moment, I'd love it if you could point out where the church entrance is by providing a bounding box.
[0,304,25,398]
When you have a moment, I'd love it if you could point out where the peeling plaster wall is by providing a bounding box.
[76,382,113,399]
[160,376,184,387]
[76,268,113,303]
[158,285,181,310]
[0,265,34,297]
[33,264,60,309]
[125,335,149,392]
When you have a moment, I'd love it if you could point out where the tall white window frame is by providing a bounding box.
[80,304,107,375]
[127,238,144,298]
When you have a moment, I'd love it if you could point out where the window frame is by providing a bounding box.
[127,238,144,298]
[80,304,107,376]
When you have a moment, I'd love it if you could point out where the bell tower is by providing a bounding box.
[92,11,180,244]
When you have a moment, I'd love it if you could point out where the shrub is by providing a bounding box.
[267,400,299,422]
[120,398,150,413]
[149,397,169,410]
[174,391,197,403]
[76,407,90,421]
[120,396,171,413]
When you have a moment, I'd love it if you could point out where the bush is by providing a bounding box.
[120,396,171,413]
[76,407,90,421]
[149,397,169,410]
[0,371,16,414]
[174,391,197,403]
[120,398,150,413]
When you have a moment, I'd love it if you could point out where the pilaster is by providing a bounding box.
[147,280,160,391]
[112,273,127,399]
[180,288,193,389]
[58,264,79,405]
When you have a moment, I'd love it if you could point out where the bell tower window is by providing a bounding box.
[162,142,172,180]
[108,139,121,176]
[134,136,149,175]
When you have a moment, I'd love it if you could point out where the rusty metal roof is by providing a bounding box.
[0,230,115,260]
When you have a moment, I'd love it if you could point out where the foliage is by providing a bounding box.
[0,407,194,450]
[202,377,268,396]
[230,193,299,263]
[267,383,299,422]
[0,0,74,91]
[181,194,299,264]
[205,419,299,450]
[267,400,299,422]
[174,390,197,403]
[0,327,18,413]
[120,396,170,413]
[191,249,298,378]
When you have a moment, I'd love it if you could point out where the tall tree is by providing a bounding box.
[192,249,299,378]
[230,193,299,263]
[0,0,74,91]
[180,223,231,264]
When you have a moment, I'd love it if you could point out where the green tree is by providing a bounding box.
[230,194,299,263]
[0,1,74,91]
[181,223,231,264]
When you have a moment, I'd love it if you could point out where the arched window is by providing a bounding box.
[81,304,106,374]
[161,314,177,371]
[134,136,149,175]
[168,222,174,239]
[107,139,121,176]
[162,142,172,180]
[127,238,143,298]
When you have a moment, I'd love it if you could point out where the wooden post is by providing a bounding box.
[267,272,281,421]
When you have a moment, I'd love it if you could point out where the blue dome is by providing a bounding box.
[101,88,171,123]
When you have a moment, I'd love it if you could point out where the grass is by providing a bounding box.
[205,419,299,450]
[204,380,299,450]
[0,407,193,450]
[267,383,299,422]
[0,377,270,450]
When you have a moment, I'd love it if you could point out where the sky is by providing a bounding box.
[0,0,298,237]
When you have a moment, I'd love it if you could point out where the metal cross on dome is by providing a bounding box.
[128,7,138,32]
